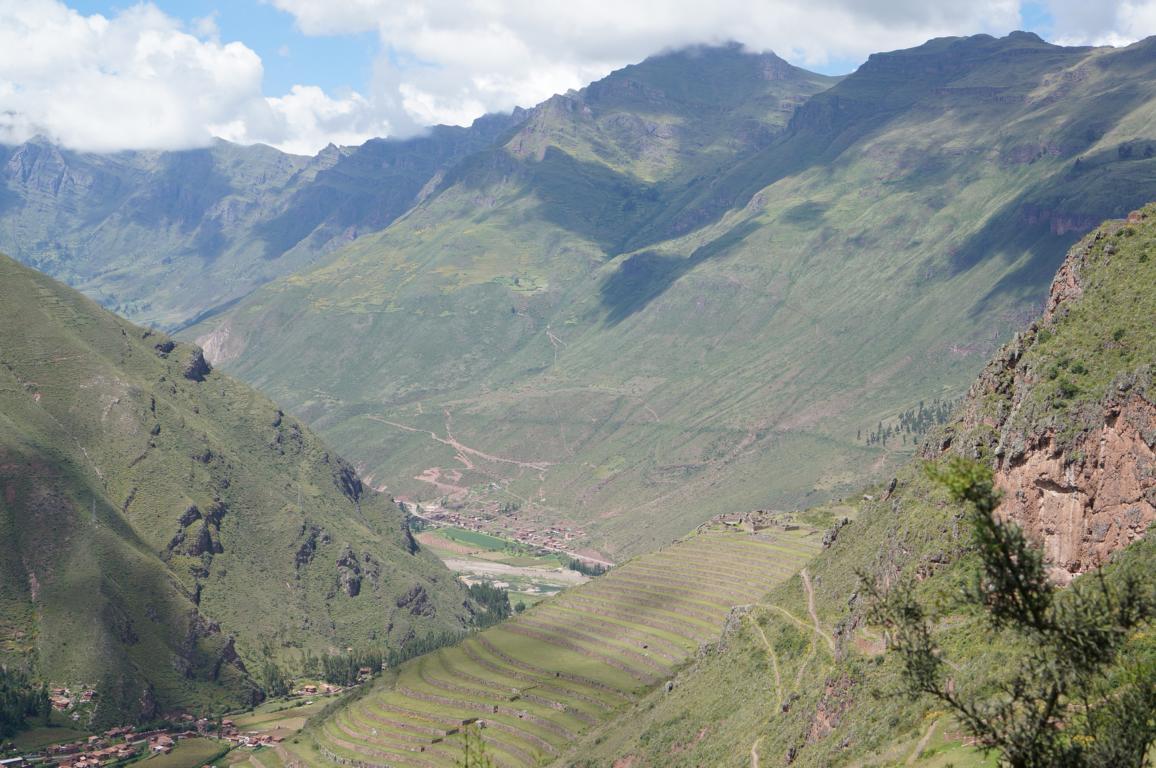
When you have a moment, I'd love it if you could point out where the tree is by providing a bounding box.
[259,659,289,698]
[864,458,1156,768]
[457,723,497,768]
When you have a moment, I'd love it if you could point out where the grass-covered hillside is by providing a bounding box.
[0,255,474,725]
[0,113,520,329]
[551,208,1156,767]
[199,34,1156,560]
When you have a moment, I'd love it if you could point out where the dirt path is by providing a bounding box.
[367,411,553,471]
[802,569,836,653]
[907,717,939,764]
[749,615,783,711]
[765,604,813,637]
[751,735,763,768]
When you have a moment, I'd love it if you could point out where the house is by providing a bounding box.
[0,757,29,768]
[302,685,318,695]
[149,735,175,754]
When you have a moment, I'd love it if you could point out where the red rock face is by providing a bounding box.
[935,209,1155,582]
[995,394,1156,583]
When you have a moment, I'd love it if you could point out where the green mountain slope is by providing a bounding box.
[196,34,1156,560]
[0,255,472,726]
[552,206,1156,767]
[0,113,521,330]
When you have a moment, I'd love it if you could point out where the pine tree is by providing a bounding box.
[864,458,1156,768]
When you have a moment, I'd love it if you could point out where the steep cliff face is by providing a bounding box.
[994,392,1154,579]
[934,206,1156,581]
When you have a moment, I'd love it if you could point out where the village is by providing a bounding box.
[1,680,359,768]
[399,499,612,566]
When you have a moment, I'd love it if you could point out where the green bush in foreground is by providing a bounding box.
[865,458,1156,768]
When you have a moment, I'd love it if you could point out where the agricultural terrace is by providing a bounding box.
[310,526,821,767]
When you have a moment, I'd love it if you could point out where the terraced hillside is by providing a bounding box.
[307,526,821,767]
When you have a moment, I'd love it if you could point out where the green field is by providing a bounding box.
[308,526,822,766]
[438,527,515,551]
[7,723,88,752]
[232,696,338,732]
[139,738,230,768]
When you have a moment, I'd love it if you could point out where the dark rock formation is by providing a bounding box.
[397,584,435,617]
[182,347,212,382]
[333,460,363,503]
[336,545,363,597]
[178,504,201,527]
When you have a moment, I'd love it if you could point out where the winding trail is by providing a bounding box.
[749,615,783,711]
[907,717,940,764]
[802,569,836,653]
[751,735,763,768]
[367,411,553,471]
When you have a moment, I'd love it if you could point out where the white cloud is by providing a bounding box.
[0,0,384,153]
[1047,0,1156,46]
[268,0,1030,127]
[3,0,1155,154]
[267,0,1156,131]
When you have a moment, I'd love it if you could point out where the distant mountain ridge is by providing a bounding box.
[8,36,1156,561]
[0,111,524,329]
[191,34,1156,559]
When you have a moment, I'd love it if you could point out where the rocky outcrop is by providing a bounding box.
[806,673,855,744]
[333,459,363,504]
[934,210,1156,582]
[994,395,1154,580]
[336,545,363,597]
[178,505,202,528]
[397,584,435,617]
[182,347,212,382]
[294,524,330,571]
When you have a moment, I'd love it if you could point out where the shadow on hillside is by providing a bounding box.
[521,147,667,254]
[598,221,759,325]
[127,150,234,239]
[959,149,1156,319]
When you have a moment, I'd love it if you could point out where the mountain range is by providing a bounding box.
[193,32,1156,559]
[0,26,1154,761]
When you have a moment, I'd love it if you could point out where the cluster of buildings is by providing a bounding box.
[10,720,222,767]
[697,509,796,534]
[41,732,143,767]
[410,503,588,555]
[293,683,342,696]
[222,728,289,749]
[48,688,97,712]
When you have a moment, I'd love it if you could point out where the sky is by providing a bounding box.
[0,0,1154,156]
